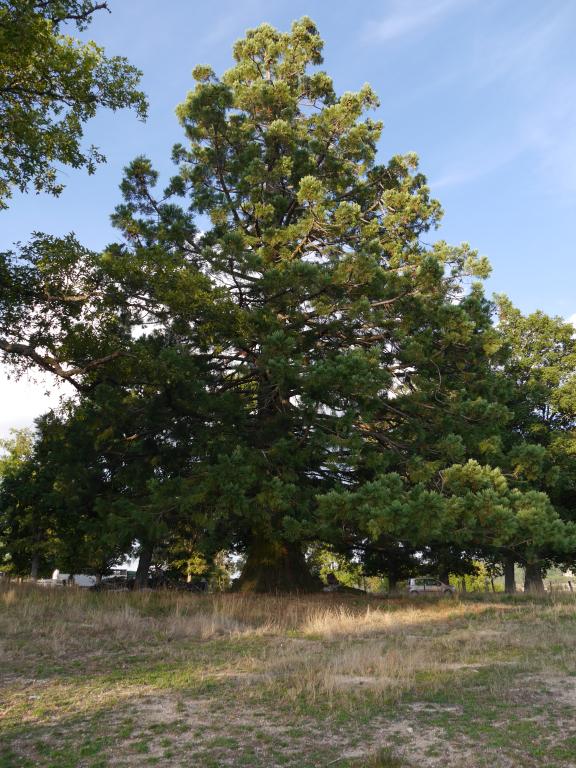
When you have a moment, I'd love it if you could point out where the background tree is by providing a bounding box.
[0,423,62,578]
[0,0,147,207]
[493,297,576,589]
[0,156,226,585]
[306,543,364,589]
[0,428,35,574]
[0,413,128,578]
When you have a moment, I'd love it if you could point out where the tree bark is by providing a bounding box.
[236,537,321,593]
[134,541,154,589]
[524,562,545,593]
[29,552,39,581]
[504,556,516,594]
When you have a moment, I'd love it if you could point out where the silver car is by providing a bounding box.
[408,577,455,595]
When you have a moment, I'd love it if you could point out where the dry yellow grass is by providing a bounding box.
[3,584,576,767]
[0,583,513,651]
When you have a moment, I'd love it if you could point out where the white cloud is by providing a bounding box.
[366,0,470,42]
[521,80,576,195]
[423,4,576,195]
[471,6,576,194]
[567,313,576,328]
[429,143,526,191]
[0,367,73,440]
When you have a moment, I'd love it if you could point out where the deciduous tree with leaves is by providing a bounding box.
[0,0,147,207]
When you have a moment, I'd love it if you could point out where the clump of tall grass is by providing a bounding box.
[3,582,575,665]
[0,583,524,639]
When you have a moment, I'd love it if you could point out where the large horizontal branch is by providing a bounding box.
[0,338,128,391]
[34,1,110,25]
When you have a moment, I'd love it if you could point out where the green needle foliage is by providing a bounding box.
[0,19,575,590]
[166,18,495,588]
[491,298,576,586]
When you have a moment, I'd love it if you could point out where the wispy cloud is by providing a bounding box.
[430,144,526,191]
[471,11,564,88]
[482,7,576,196]
[425,3,576,195]
[366,0,470,42]
[519,78,576,196]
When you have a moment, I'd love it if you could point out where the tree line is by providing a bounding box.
[1,5,575,592]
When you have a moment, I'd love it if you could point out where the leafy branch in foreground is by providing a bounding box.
[0,0,147,207]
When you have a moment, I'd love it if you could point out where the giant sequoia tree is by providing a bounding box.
[165,18,501,589]
[1,19,574,590]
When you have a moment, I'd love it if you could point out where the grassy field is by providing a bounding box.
[2,586,576,767]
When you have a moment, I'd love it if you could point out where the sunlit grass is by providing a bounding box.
[3,584,576,766]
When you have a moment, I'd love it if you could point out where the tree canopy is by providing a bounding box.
[0,0,147,208]
[1,18,574,592]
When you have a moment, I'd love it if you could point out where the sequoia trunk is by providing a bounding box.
[237,537,320,593]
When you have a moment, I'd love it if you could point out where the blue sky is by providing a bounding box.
[1,0,576,436]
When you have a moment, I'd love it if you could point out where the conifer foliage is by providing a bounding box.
[1,19,575,590]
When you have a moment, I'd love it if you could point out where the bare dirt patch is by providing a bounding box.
[3,587,576,767]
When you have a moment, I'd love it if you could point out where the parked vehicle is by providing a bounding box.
[408,577,455,595]
[90,575,132,591]
[90,571,209,592]
[38,570,98,588]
